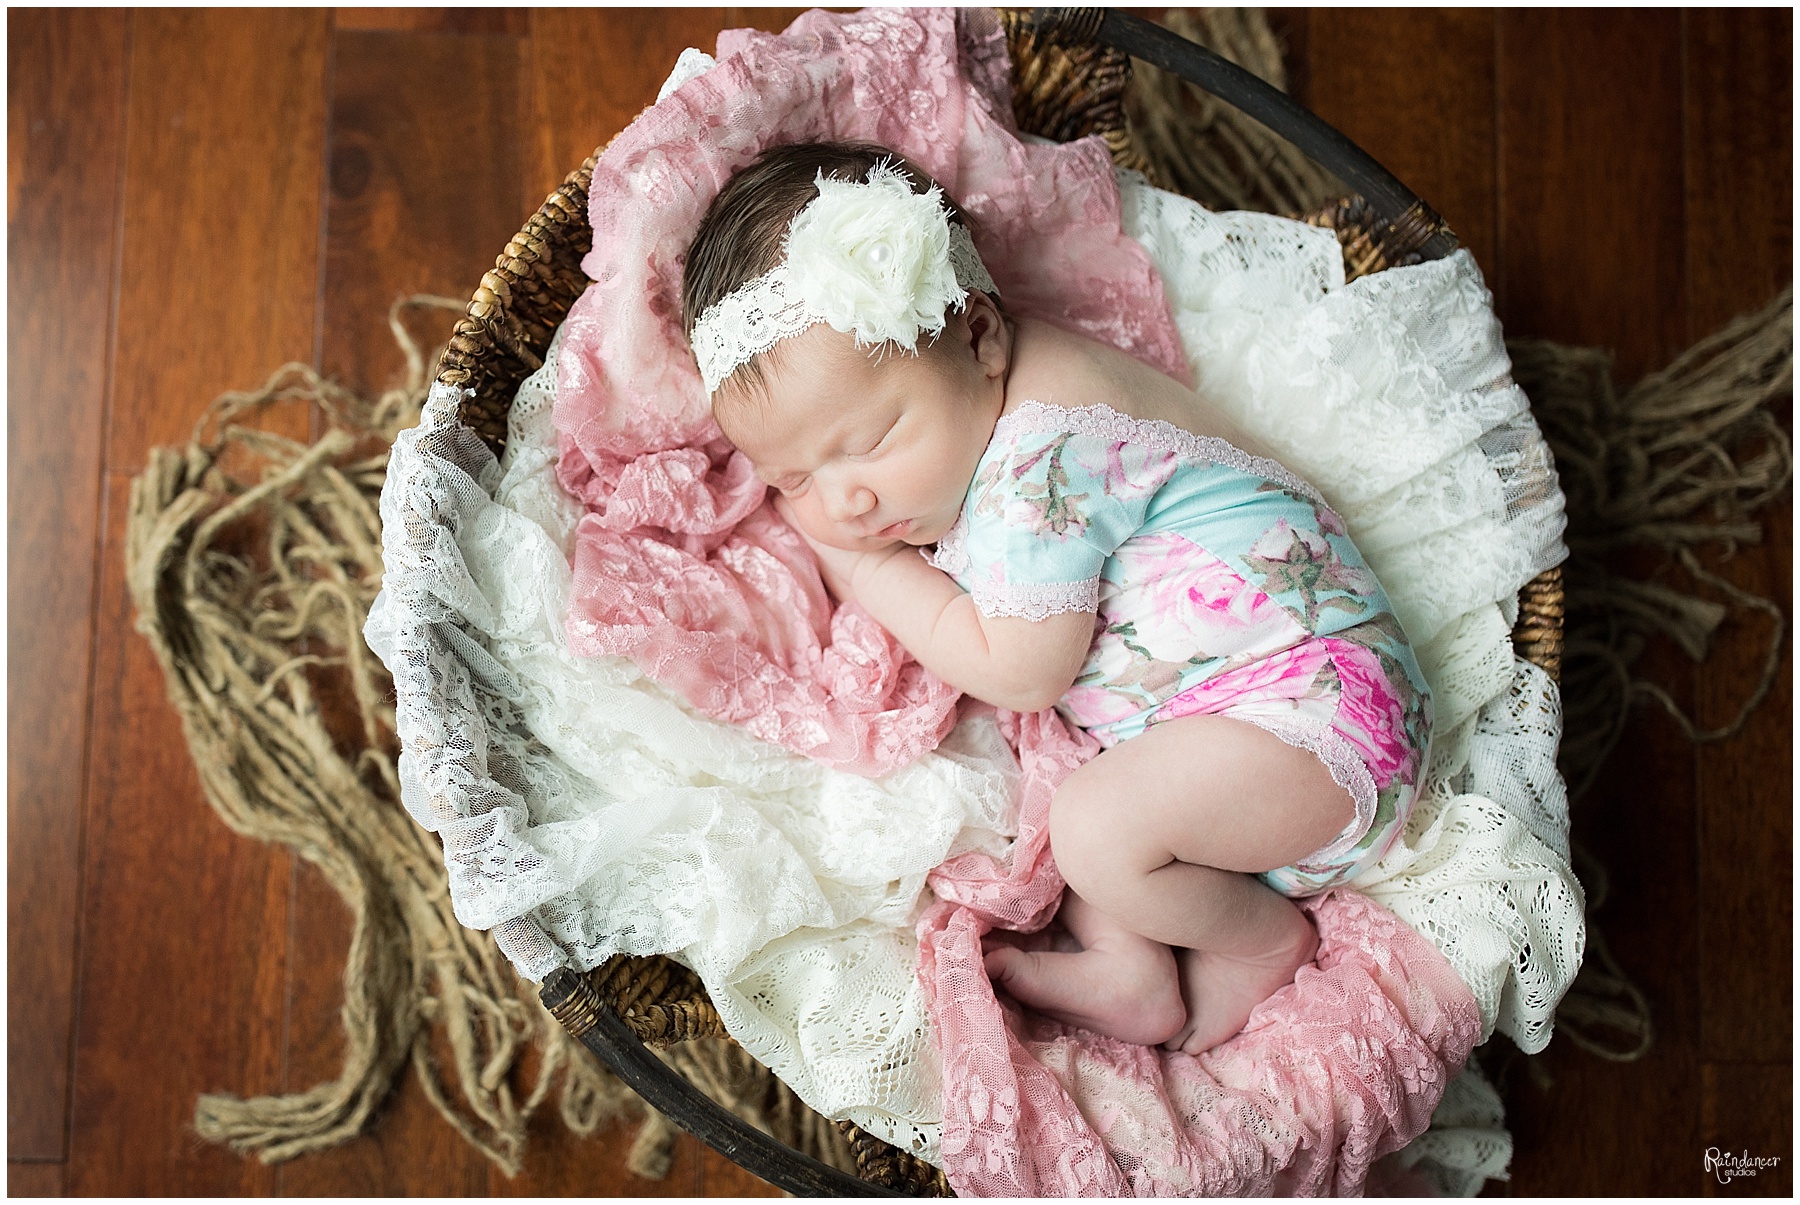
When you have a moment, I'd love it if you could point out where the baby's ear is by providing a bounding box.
[965,292,1010,377]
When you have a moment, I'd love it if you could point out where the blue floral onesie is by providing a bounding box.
[927,401,1432,894]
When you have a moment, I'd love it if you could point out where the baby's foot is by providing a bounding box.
[1163,920,1319,1056]
[984,930,1185,1047]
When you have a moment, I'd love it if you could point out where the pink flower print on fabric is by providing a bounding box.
[1154,639,1336,722]
[1256,480,1352,539]
[1244,518,1378,627]
[1106,534,1309,665]
[995,435,1090,540]
[1320,637,1418,791]
[1060,674,1150,732]
[1089,440,1178,503]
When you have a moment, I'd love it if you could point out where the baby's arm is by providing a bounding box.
[823,540,1092,713]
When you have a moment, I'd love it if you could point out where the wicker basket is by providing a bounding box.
[432,8,1564,1195]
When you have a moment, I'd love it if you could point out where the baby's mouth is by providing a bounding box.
[874,518,912,540]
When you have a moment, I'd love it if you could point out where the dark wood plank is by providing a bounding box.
[334,8,527,36]
[66,478,291,1197]
[1494,10,1700,1195]
[524,9,728,213]
[319,28,529,401]
[5,7,130,1162]
[8,1161,63,1197]
[720,8,817,35]
[1702,1062,1793,1197]
[1685,9,1793,1069]
[103,9,331,469]
[1692,501,1791,1066]
[1495,10,1687,383]
[1307,8,1498,278]
[275,26,531,1194]
[66,10,332,1195]
[1683,6,1792,339]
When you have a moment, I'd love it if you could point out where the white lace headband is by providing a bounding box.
[690,162,998,393]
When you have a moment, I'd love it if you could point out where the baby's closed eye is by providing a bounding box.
[846,420,897,461]
[754,469,807,497]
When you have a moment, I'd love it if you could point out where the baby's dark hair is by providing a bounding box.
[682,141,975,393]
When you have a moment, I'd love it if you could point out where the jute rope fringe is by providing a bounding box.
[1515,290,1793,800]
[127,7,1789,1179]
[130,297,624,1172]
[126,296,852,1178]
[1507,290,1791,1063]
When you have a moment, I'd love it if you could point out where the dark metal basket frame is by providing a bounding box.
[431,8,1564,1195]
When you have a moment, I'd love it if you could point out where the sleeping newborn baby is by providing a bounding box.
[682,141,1432,1055]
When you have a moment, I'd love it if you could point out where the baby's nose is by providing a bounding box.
[823,480,876,523]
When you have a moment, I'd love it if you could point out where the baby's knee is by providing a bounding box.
[1047,774,1136,901]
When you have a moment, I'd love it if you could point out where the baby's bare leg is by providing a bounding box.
[1047,715,1354,1053]
[983,889,1185,1046]
[1161,877,1320,1054]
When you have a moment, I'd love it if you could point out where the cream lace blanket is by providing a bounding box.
[366,171,1583,1182]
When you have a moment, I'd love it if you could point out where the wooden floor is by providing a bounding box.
[9,8,1790,1197]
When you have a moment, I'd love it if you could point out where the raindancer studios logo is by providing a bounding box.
[1704,1148,1781,1185]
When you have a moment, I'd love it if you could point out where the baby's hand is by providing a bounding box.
[772,495,902,603]
[802,534,866,603]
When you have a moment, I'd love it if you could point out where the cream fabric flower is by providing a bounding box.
[689,160,997,393]
[784,164,966,350]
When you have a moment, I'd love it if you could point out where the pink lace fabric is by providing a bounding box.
[553,7,1189,776]
[918,707,1483,1197]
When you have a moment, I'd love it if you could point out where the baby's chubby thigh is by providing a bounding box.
[1047,714,1355,902]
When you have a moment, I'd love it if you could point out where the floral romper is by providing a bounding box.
[927,401,1432,895]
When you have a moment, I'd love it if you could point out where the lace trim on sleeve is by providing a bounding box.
[968,577,1099,621]
[997,399,1329,507]
[923,511,970,577]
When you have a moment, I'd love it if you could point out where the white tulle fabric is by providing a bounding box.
[365,85,1585,1186]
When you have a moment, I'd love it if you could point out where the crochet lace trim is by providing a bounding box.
[691,273,817,394]
[967,577,1100,621]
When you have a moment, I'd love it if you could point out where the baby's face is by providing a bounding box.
[718,307,1006,552]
